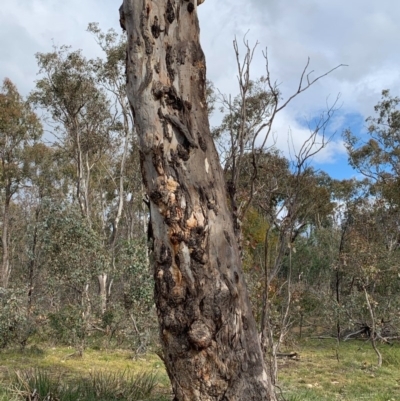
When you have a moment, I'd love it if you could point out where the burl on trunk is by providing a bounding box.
[120,0,276,399]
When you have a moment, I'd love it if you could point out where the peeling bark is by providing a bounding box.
[121,0,276,399]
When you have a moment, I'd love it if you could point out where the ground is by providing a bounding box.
[279,339,400,400]
[0,339,399,400]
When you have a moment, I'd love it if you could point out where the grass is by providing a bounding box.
[9,368,166,401]
[0,345,169,400]
[278,338,400,400]
[0,344,165,378]
[0,384,18,401]
[1,340,400,400]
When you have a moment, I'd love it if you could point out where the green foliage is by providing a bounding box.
[213,77,274,142]
[87,23,126,92]
[31,46,112,139]
[42,202,109,285]
[0,78,43,288]
[48,305,87,346]
[118,238,153,311]
[38,202,111,350]
[0,289,34,349]
[289,228,338,286]
[0,78,43,184]
[344,90,400,210]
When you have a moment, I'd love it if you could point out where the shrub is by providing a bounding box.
[0,288,35,349]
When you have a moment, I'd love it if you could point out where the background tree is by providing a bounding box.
[30,46,115,225]
[214,38,343,246]
[212,38,342,385]
[87,23,145,314]
[345,89,400,184]
[42,202,109,354]
[30,40,146,317]
[0,78,42,288]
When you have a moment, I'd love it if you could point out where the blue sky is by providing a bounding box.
[305,112,367,180]
[1,0,399,182]
[198,0,400,181]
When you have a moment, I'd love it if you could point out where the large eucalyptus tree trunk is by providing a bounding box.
[120,1,276,399]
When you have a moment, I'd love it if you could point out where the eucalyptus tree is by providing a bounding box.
[42,202,109,354]
[20,142,65,313]
[120,0,276,399]
[337,194,400,366]
[30,46,123,314]
[345,89,400,250]
[0,78,42,288]
[248,146,334,383]
[343,90,400,358]
[30,46,115,225]
[87,24,147,313]
[345,90,400,184]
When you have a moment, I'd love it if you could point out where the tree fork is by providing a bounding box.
[120,0,276,399]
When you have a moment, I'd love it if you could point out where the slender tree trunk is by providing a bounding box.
[28,204,41,314]
[98,122,130,315]
[261,226,271,351]
[363,286,382,367]
[98,273,108,315]
[121,1,276,399]
[336,221,347,340]
[1,193,11,288]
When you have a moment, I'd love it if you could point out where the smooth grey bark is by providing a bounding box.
[1,196,10,288]
[120,0,276,399]
[1,179,13,288]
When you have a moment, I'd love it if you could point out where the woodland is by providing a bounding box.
[1,4,400,401]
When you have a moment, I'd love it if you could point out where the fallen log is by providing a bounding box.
[276,352,299,359]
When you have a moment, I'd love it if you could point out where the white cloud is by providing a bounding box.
[0,0,121,95]
[198,0,400,172]
[259,109,347,165]
[1,0,399,175]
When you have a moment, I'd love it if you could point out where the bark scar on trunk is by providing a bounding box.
[188,320,213,349]
[122,0,276,397]
[164,114,197,148]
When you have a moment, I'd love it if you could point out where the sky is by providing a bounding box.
[1,0,400,180]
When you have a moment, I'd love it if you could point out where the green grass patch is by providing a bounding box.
[8,368,166,401]
[0,345,164,378]
[2,340,400,400]
[278,338,400,400]
[0,383,18,401]
[0,345,169,400]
